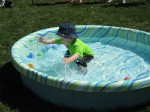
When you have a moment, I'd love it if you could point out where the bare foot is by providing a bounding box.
[122,0,126,4]
[107,0,113,3]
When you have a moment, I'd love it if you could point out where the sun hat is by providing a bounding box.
[56,23,78,39]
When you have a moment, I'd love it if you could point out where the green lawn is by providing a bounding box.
[0,0,150,112]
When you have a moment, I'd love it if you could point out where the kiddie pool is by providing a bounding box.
[11,25,150,111]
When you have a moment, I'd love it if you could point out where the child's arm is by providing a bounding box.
[63,54,79,64]
[38,37,56,44]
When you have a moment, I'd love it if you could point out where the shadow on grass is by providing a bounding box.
[31,1,148,7]
[32,1,106,6]
[102,1,146,7]
[32,1,69,6]
[0,62,83,112]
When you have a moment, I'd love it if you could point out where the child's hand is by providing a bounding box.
[62,57,71,64]
[38,37,47,44]
[62,54,79,64]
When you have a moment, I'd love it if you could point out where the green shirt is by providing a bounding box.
[55,38,94,59]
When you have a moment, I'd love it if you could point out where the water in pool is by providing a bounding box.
[24,37,150,82]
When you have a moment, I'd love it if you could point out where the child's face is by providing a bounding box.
[60,37,74,45]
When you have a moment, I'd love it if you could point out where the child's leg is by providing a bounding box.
[76,55,94,67]
[79,0,83,4]
[122,0,126,4]
[75,58,87,75]
[83,55,94,63]
[76,59,87,67]
[75,55,94,75]
[78,65,87,75]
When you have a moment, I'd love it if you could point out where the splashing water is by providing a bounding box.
[23,37,150,82]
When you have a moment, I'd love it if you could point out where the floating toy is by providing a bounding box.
[36,52,42,56]
[124,77,130,80]
[28,64,34,69]
[27,53,34,58]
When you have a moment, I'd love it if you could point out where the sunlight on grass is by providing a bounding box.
[0,103,19,112]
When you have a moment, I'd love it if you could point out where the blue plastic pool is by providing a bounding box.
[11,25,150,111]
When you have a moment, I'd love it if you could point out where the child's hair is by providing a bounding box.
[56,23,78,39]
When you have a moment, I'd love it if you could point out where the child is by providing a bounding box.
[70,0,83,4]
[39,23,94,75]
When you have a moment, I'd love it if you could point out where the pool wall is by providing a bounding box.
[11,25,150,111]
[21,74,150,111]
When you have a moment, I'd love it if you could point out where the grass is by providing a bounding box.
[0,0,150,111]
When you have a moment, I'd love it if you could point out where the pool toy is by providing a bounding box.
[36,52,42,56]
[28,64,34,69]
[124,77,130,80]
[11,25,150,111]
[27,53,34,58]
